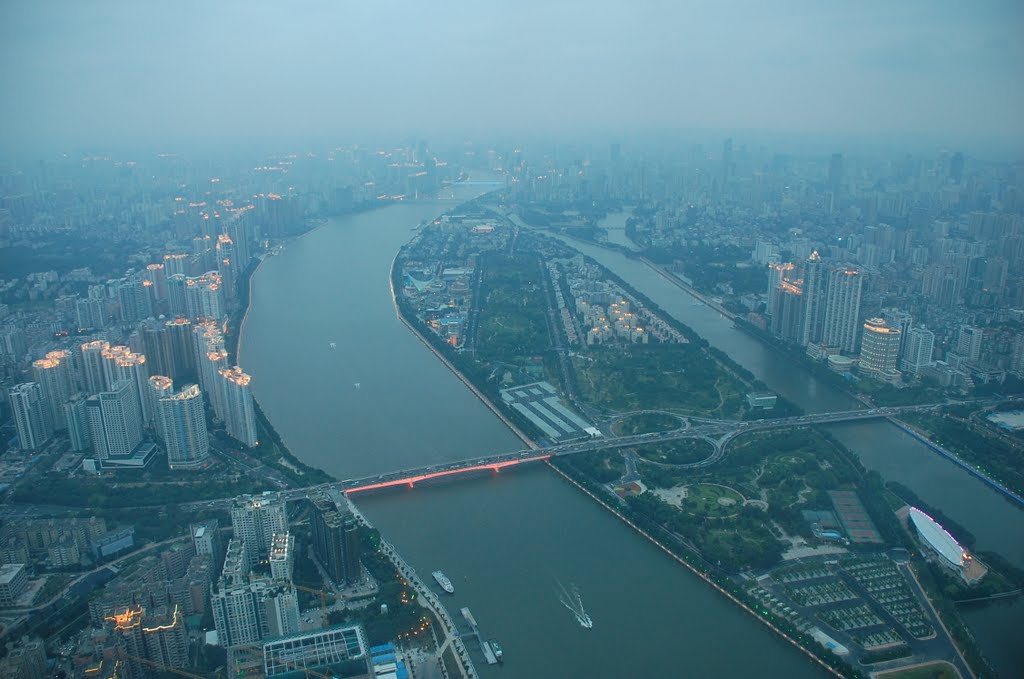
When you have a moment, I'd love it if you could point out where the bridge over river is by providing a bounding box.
[186,403,958,507]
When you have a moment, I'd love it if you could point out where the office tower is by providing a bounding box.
[310,494,363,586]
[106,604,188,679]
[32,350,72,428]
[157,384,210,469]
[101,346,152,427]
[185,271,224,320]
[80,340,111,394]
[798,252,824,346]
[117,277,153,323]
[956,325,984,362]
[86,380,144,460]
[219,367,258,447]
[881,309,912,358]
[828,153,843,194]
[8,383,53,451]
[269,533,294,584]
[230,493,287,567]
[75,297,107,329]
[859,319,901,376]
[64,394,92,452]
[821,266,864,353]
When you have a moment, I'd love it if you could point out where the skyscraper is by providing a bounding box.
[106,605,189,679]
[86,380,144,460]
[230,493,287,567]
[184,271,225,320]
[219,366,258,448]
[955,325,984,363]
[821,266,864,353]
[32,350,72,429]
[798,252,824,346]
[901,327,936,376]
[165,317,196,382]
[157,383,209,469]
[80,340,111,395]
[64,394,92,452]
[828,153,843,194]
[859,319,901,376]
[8,383,53,451]
[310,494,363,587]
[148,375,174,436]
[882,309,912,359]
[101,346,152,427]
[211,579,300,647]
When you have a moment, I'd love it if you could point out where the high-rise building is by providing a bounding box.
[8,383,53,451]
[310,494,362,587]
[165,317,196,382]
[64,394,92,452]
[219,366,258,448]
[828,153,844,194]
[821,266,864,353]
[100,346,152,426]
[32,350,72,428]
[956,325,984,363]
[148,375,174,436]
[157,384,209,469]
[191,519,222,559]
[86,380,144,460]
[0,636,47,679]
[799,252,824,346]
[80,340,111,395]
[882,309,912,359]
[167,274,188,317]
[269,532,294,584]
[902,328,936,376]
[769,280,804,343]
[859,318,901,376]
[185,271,224,320]
[106,604,188,679]
[141,319,174,379]
[75,297,107,330]
[163,253,190,278]
[212,579,299,647]
[766,261,795,314]
[117,276,153,323]
[230,493,287,567]
[216,234,237,301]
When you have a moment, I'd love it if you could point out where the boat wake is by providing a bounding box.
[555,579,593,629]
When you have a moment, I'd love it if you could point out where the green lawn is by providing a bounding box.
[683,483,744,517]
[573,345,746,417]
[633,439,713,465]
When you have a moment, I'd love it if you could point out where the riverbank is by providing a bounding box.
[388,252,540,450]
[544,459,847,678]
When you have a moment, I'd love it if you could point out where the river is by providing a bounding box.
[240,187,826,678]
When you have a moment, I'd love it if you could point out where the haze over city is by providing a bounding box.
[1,2,1024,679]
[1,1,1023,154]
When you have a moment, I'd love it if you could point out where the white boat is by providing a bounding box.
[432,570,454,593]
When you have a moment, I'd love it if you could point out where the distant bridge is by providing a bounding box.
[246,403,945,501]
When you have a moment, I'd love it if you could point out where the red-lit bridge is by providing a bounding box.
[250,402,951,503]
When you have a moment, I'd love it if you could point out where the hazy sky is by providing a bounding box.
[1,1,1022,153]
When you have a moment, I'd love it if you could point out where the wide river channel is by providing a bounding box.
[241,189,1023,677]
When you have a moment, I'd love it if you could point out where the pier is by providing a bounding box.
[460,607,498,665]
